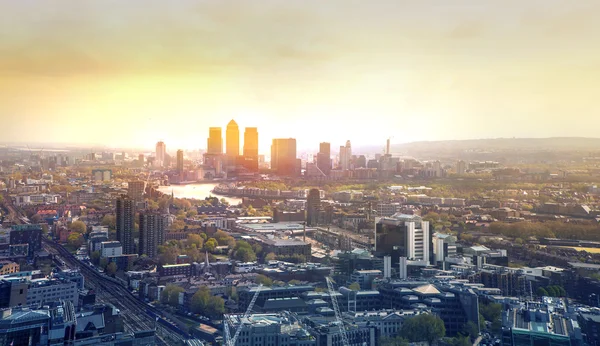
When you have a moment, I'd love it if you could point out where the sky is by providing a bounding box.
[1,0,599,153]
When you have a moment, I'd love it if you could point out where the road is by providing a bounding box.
[43,238,187,346]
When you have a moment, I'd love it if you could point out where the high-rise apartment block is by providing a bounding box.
[116,195,135,255]
[271,138,298,176]
[139,212,166,258]
[306,188,321,226]
[456,160,466,175]
[155,141,166,167]
[127,181,145,202]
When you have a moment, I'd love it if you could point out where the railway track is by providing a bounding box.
[42,238,186,346]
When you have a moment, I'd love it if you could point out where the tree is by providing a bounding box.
[255,274,273,287]
[189,286,224,318]
[67,232,84,248]
[91,251,101,265]
[400,313,446,345]
[288,280,301,285]
[462,321,479,341]
[190,286,210,314]
[69,220,87,233]
[30,214,43,224]
[515,238,524,245]
[380,336,409,346]
[161,285,184,307]
[158,246,178,265]
[251,243,263,256]
[265,252,277,262]
[206,296,225,318]
[480,302,502,333]
[349,282,361,291]
[99,257,108,270]
[214,230,235,247]
[234,247,257,262]
[186,210,198,218]
[447,334,471,346]
[106,262,117,276]
[204,238,218,252]
[546,286,558,297]
[187,234,204,249]
[233,241,257,262]
[536,287,549,297]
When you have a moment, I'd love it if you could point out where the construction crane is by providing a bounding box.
[326,277,349,346]
[225,284,263,346]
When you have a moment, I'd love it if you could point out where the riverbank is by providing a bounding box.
[157,183,242,205]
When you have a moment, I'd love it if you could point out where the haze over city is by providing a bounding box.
[2,0,600,151]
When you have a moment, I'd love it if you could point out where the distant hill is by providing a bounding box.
[391,137,600,152]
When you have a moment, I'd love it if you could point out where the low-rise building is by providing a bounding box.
[224,312,316,346]
[158,263,192,277]
[0,261,19,275]
[502,297,584,346]
[100,241,123,258]
[26,277,79,309]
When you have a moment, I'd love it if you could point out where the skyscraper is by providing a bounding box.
[155,141,166,167]
[456,160,466,175]
[127,181,145,202]
[316,142,331,176]
[306,188,321,226]
[271,138,298,176]
[116,195,135,255]
[207,127,223,154]
[243,127,259,157]
[139,211,166,258]
[176,149,184,174]
[375,214,430,263]
[226,119,240,157]
[339,140,352,170]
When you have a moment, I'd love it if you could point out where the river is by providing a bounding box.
[157,183,243,206]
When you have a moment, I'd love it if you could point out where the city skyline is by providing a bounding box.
[2,0,600,150]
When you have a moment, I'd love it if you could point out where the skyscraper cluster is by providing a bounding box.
[203,119,260,176]
[116,193,167,258]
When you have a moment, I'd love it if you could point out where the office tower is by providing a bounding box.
[316,142,331,176]
[138,154,144,164]
[127,181,145,202]
[356,155,367,168]
[271,138,298,176]
[116,195,135,254]
[240,127,259,172]
[155,141,166,167]
[386,138,390,155]
[306,188,321,226]
[139,212,166,258]
[176,149,184,174]
[456,160,466,175]
[207,127,223,154]
[243,127,259,157]
[226,119,240,157]
[432,160,442,178]
[376,214,430,263]
[339,140,352,170]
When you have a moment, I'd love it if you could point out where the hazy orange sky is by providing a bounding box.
[1,0,599,153]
